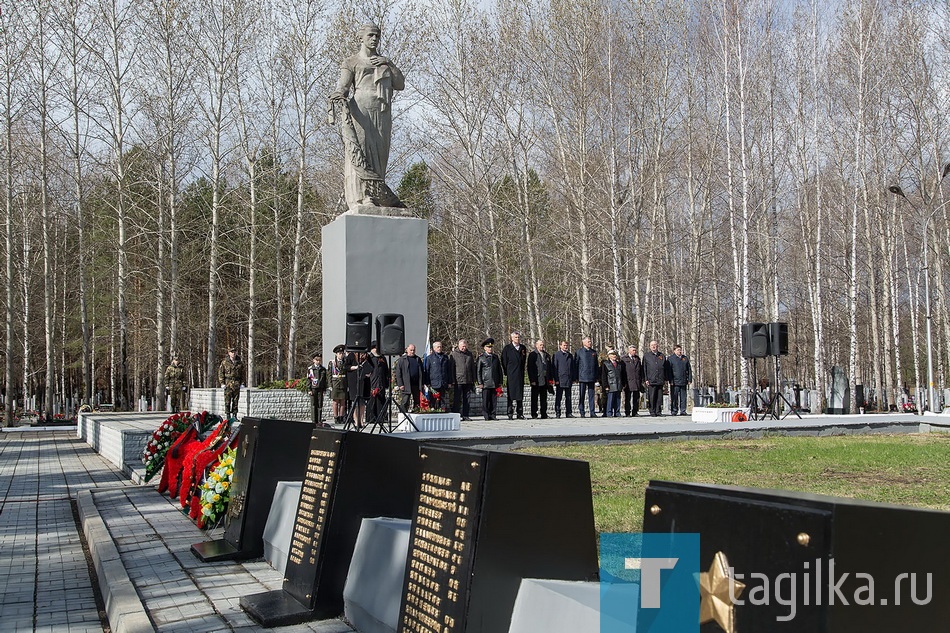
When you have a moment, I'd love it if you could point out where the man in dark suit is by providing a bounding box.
[622,345,644,417]
[643,340,667,416]
[450,339,476,420]
[576,337,599,417]
[527,339,553,419]
[395,344,425,410]
[552,340,577,418]
[668,345,693,416]
[501,331,528,420]
[424,340,453,410]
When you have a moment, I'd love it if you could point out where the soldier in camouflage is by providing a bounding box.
[218,347,245,418]
[164,354,187,413]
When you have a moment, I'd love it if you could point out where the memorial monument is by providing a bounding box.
[323,23,427,358]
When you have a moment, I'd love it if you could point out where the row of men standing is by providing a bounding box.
[455,334,694,419]
[413,333,693,420]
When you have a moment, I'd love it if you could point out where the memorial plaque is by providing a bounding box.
[644,480,950,632]
[191,417,311,562]
[397,447,599,633]
[283,427,345,599]
[400,447,486,633]
[242,430,420,626]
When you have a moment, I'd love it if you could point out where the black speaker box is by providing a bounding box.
[376,313,405,356]
[769,322,789,356]
[741,322,770,358]
[345,312,372,351]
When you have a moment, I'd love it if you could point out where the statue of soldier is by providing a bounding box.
[164,354,187,413]
[217,347,245,418]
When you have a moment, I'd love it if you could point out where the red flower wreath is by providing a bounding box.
[178,418,230,509]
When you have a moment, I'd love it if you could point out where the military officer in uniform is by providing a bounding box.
[218,346,245,418]
[164,353,187,413]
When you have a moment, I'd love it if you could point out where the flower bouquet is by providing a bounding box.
[141,411,192,482]
[257,378,310,394]
[196,447,236,529]
[412,392,446,415]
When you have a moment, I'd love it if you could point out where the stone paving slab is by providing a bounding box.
[0,430,354,633]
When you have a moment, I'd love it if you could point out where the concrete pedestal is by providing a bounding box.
[263,481,302,575]
[322,213,428,359]
[508,579,600,633]
[343,517,412,633]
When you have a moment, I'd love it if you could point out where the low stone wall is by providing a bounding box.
[189,388,312,422]
[77,411,172,473]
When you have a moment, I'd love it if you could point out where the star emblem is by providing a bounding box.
[699,551,745,632]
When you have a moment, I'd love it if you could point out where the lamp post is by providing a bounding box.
[889,167,950,413]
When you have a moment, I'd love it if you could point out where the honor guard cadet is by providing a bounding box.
[218,346,245,419]
[307,352,328,426]
[164,353,187,413]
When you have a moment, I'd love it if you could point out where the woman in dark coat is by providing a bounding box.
[600,350,626,417]
[344,350,369,427]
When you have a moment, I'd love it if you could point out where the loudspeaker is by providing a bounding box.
[741,322,770,358]
[375,313,405,356]
[768,322,788,356]
[345,312,372,351]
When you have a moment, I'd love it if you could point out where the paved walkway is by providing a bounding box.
[0,429,352,633]
[0,430,126,633]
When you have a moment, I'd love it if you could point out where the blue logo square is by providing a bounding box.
[601,532,700,633]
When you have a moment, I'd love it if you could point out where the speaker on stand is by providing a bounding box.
[375,314,405,356]
[345,312,372,352]
[741,323,771,419]
[365,314,417,434]
[763,322,800,421]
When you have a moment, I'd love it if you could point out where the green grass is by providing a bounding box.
[517,433,950,533]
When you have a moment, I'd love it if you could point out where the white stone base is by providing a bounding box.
[392,412,461,433]
[509,579,600,633]
[344,517,412,633]
[691,406,748,424]
[263,481,302,576]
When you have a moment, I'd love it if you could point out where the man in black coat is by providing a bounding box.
[450,339,476,420]
[551,340,577,418]
[576,337,599,417]
[501,331,528,419]
[642,340,667,416]
[667,344,693,416]
[476,338,503,420]
[424,340,453,410]
[622,345,644,417]
[395,344,425,410]
[527,339,553,419]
